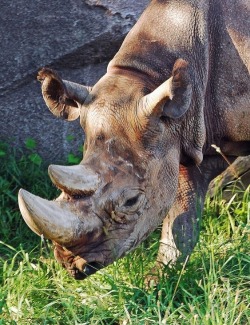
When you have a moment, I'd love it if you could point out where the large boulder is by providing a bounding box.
[0,0,149,162]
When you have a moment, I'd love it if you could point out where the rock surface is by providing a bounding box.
[0,0,149,162]
[208,156,250,200]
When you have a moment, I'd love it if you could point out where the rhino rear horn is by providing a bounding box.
[139,59,192,119]
[37,68,90,121]
[48,164,100,195]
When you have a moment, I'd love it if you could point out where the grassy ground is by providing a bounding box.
[0,141,249,324]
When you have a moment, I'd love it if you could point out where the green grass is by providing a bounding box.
[0,141,249,324]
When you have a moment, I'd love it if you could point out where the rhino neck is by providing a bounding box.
[203,0,250,153]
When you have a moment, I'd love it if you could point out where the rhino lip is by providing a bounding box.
[83,262,103,277]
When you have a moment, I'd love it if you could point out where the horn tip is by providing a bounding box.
[18,189,43,237]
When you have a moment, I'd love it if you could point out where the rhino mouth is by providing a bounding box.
[66,263,101,280]
[54,241,104,279]
[82,262,103,277]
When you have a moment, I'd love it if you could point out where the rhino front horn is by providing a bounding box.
[18,189,102,245]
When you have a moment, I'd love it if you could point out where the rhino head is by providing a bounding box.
[18,59,203,279]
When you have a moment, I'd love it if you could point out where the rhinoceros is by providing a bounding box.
[18,0,250,279]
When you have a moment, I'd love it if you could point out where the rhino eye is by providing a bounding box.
[119,190,145,213]
[124,195,140,207]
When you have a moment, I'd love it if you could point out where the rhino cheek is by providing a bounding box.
[116,170,179,258]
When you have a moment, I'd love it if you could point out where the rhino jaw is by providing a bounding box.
[18,189,102,246]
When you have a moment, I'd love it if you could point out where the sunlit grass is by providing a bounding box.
[0,142,249,324]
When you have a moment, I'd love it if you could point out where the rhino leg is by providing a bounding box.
[156,166,204,267]
[156,156,231,268]
[157,202,201,267]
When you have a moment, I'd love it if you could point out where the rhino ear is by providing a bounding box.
[37,68,90,121]
[139,59,192,119]
[163,59,192,118]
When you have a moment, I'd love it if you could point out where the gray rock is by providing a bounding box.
[0,0,149,162]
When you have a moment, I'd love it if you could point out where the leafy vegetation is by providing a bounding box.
[0,141,249,324]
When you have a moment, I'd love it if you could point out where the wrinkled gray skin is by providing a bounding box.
[18,0,250,280]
